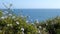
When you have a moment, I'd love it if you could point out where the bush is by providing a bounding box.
[0,10,38,34]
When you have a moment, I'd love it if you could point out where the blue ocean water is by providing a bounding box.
[13,9,60,21]
[2,9,60,21]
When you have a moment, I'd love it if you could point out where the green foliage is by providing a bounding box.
[0,9,38,34]
[56,29,60,34]
[34,16,60,34]
[0,10,3,17]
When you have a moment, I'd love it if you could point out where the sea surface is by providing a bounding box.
[1,9,60,21]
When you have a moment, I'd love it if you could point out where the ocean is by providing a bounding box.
[1,9,60,21]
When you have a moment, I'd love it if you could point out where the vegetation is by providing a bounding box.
[0,8,60,34]
[0,10,38,34]
[0,3,60,34]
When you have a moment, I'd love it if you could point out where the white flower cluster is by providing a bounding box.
[7,24,12,27]
[43,28,46,30]
[38,30,41,33]
[39,26,42,29]
[21,28,24,31]
[46,23,48,25]
[1,16,5,19]
[12,16,16,19]
[36,19,39,23]
[26,20,29,23]
[16,21,19,25]
[1,16,8,19]
[9,14,12,16]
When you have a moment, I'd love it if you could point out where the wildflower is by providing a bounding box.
[1,16,5,19]
[26,20,29,23]
[38,30,41,33]
[7,24,12,27]
[36,19,39,23]
[46,23,48,25]
[12,16,16,19]
[16,21,19,25]
[43,28,46,30]
[39,26,42,29]
[7,24,10,26]
[9,14,12,16]
[10,24,12,26]
[21,28,24,31]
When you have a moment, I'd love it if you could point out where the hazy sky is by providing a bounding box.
[0,0,60,9]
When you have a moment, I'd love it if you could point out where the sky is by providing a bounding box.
[0,0,60,9]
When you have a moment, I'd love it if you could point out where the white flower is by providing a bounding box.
[9,14,12,16]
[39,26,42,29]
[7,24,10,26]
[1,16,5,19]
[12,16,16,19]
[21,28,24,31]
[7,24,12,27]
[1,16,8,19]
[26,20,29,23]
[16,21,19,25]
[43,28,46,30]
[36,19,39,23]
[10,24,12,26]
[46,23,48,25]
[38,30,41,33]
